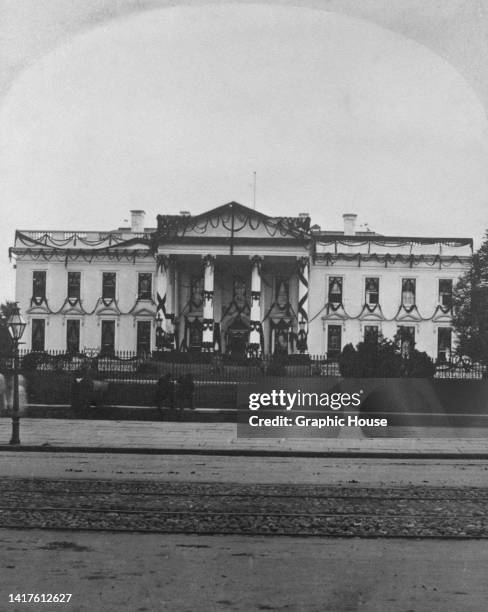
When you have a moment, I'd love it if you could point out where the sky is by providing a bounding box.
[1,1,488,302]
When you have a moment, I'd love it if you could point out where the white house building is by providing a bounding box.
[9,202,472,361]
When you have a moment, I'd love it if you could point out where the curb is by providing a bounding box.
[0,445,488,459]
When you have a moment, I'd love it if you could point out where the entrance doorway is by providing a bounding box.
[225,316,249,358]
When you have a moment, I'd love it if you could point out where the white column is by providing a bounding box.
[166,256,176,349]
[202,255,215,351]
[249,255,262,355]
[172,260,179,349]
[155,255,169,333]
[297,257,309,353]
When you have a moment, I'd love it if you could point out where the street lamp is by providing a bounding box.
[7,303,26,445]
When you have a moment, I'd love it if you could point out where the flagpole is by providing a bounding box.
[253,171,256,209]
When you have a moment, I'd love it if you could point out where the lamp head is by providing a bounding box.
[7,303,26,342]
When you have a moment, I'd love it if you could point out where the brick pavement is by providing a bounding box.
[1,417,488,456]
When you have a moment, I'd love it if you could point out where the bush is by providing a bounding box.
[21,351,50,372]
[338,337,434,378]
[401,350,436,377]
[286,353,312,365]
[136,361,159,374]
[338,343,359,377]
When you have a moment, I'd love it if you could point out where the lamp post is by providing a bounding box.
[7,303,26,445]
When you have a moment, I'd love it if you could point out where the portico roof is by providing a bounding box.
[155,201,311,256]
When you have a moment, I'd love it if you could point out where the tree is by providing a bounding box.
[452,231,488,364]
[0,301,17,357]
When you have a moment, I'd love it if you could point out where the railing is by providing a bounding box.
[0,350,485,378]
[16,230,154,245]
[0,350,485,409]
[433,356,487,379]
[0,351,338,406]
[0,350,339,378]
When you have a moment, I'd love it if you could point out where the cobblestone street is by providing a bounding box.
[1,477,488,537]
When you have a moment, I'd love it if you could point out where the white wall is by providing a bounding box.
[14,251,469,358]
[15,256,157,352]
[307,259,467,358]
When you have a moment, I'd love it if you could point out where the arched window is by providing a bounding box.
[328,277,343,305]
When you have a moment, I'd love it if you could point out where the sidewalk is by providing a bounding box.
[1,417,488,457]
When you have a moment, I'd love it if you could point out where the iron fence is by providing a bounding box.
[0,350,485,409]
[1,350,341,378]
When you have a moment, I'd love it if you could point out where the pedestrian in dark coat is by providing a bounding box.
[154,373,174,417]
[174,372,196,419]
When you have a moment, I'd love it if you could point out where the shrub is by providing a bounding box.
[401,350,436,377]
[21,351,49,372]
[338,337,434,378]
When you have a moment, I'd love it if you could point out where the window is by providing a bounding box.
[328,277,343,305]
[397,326,415,357]
[102,273,116,301]
[31,319,45,351]
[327,325,342,359]
[66,319,80,353]
[438,279,453,309]
[136,320,151,354]
[138,273,152,301]
[100,320,115,355]
[67,272,81,301]
[437,328,452,362]
[32,271,46,300]
[401,278,416,308]
[365,278,379,305]
[364,325,379,343]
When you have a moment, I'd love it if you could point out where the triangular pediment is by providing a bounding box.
[358,303,385,321]
[156,201,310,242]
[131,306,156,318]
[26,304,50,315]
[395,308,422,322]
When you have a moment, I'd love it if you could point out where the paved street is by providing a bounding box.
[2,452,488,487]
[2,530,487,612]
[1,419,488,611]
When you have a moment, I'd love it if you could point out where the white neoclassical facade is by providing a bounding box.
[10,202,472,360]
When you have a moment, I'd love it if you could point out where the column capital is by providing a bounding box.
[202,254,215,265]
[156,254,170,270]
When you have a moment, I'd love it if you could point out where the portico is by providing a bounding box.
[153,202,311,356]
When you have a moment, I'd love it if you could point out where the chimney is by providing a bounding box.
[343,213,357,235]
[130,210,145,233]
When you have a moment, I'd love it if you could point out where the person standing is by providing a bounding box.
[154,373,174,419]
